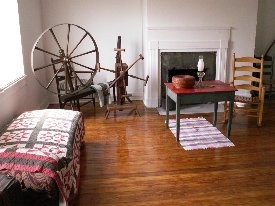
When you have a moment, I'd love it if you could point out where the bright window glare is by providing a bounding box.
[0,1,24,89]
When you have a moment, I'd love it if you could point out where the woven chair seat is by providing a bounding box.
[235,95,259,103]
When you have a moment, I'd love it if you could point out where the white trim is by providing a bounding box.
[147,26,232,31]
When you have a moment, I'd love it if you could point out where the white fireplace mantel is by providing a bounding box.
[143,26,231,108]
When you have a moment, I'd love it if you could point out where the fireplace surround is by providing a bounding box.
[143,26,231,108]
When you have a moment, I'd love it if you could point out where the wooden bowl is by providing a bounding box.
[172,75,195,89]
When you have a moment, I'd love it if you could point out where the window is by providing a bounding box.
[0,1,24,90]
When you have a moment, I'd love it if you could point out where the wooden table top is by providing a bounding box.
[164,80,237,94]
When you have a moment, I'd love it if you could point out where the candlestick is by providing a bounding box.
[197,55,204,72]
[195,71,205,88]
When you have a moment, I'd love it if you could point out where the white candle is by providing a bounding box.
[197,56,204,71]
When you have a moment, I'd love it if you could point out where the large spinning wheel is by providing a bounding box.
[31,23,100,96]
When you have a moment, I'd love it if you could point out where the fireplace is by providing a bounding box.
[160,51,217,108]
[143,26,231,108]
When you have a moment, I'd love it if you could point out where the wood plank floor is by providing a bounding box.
[71,101,275,205]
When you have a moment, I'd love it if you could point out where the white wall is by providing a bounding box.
[40,0,144,103]
[18,0,50,109]
[0,0,49,129]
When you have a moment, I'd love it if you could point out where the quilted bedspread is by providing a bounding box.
[0,109,84,202]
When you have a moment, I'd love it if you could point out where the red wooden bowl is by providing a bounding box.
[172,75,195,89]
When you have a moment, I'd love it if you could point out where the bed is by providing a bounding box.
[0,109,84,205]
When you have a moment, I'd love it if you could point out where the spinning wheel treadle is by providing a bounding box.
[31,23,100,109]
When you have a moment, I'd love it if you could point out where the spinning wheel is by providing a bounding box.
[31,24,149,114]
[31,23,100,95]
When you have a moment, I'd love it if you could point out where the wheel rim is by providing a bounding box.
[31,23,99,95]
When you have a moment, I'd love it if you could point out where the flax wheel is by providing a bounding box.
[31,23,99,94]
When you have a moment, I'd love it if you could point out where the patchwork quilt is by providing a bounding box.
[0,109,84,202]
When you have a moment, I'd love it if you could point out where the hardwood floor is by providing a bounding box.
[72,101,275,205]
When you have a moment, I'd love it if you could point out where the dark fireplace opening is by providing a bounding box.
[161,51,217,109]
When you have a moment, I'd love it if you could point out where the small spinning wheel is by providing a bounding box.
[31,23,100,95]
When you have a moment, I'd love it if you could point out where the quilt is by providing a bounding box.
[0,109,84,202]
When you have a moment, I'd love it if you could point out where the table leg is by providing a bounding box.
[176,95,180,141]
[166,87,169,128]
[227,99,234,137]
[213,102,218,126]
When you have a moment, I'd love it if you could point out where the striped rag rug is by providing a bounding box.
[168,117,234,150]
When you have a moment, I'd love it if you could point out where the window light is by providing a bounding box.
[0,1,24,90]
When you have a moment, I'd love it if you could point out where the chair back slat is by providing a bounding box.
[235,56,263,63]
[235,66,262,72]
[235,84,260,91]
[234,75,261,83]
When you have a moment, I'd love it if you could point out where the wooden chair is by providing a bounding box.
[224,53,265,126]
[51,58,96,111]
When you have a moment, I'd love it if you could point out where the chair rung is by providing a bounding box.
[246,115,258,117]
[235,107,258,112]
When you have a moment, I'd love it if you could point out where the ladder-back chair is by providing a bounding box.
[224,53,265,126]
[51,58,96,111]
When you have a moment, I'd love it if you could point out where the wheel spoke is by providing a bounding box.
[35,46,60,58]
[70,50,96,59]
[70,60,96,71]
[34,60,61,72]
[50,28,62,51]
[69,33,88,56]
[66,24,71,56]
[46,65,63,89]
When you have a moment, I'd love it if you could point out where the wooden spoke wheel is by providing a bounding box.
[31,23,99,95]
